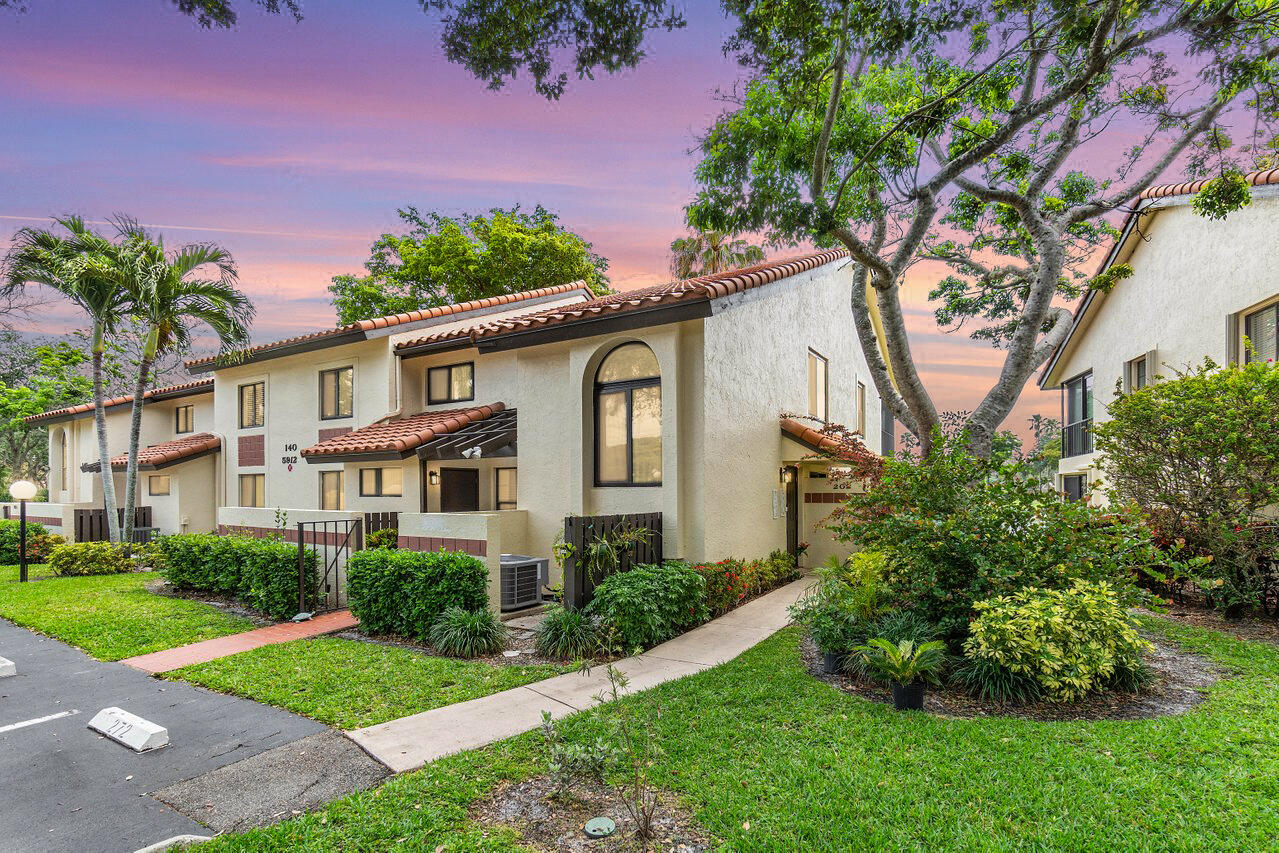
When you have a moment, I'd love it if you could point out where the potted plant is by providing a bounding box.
[789,581,860,674]
[855,638,947,710]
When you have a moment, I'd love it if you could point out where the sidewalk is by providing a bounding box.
[347,576,812,773]
[120,610,358,673]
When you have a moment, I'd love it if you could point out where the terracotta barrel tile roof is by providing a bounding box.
[1138,167,1279,200]
[395,249,849,352]
[301,402,506,459]
[185,283,587,370]
[81,432,221,472]
[26,378,214,425]
[780,416,877,462]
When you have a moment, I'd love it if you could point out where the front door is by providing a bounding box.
[439,468,480,512]
[784,465,799,557]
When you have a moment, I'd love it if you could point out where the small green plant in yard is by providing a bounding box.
[855,638,948,686]
[429,606,507,657]
[870,608,941,646]
[586,561,707,652]
[365,527,398,550]
[47,541,132,576]
[590,662,664,843]
[534,604,599,659]
[949,656,1043,704]
[0,519,48,564]
[965,580,1150,703]
[539,710,619,796]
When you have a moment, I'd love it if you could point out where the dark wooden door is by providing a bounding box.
[784,466,799,557]
[440,468,480,512]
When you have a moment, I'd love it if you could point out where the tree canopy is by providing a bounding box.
[669,230,766,278]
[329,205,611,325]
[0,336,92,483]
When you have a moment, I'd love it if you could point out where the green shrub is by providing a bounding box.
[694,558,748,615]
[0,519,49,564]
[28,531,66,563]
[855,638,948,686]
[832,433,1169,642]
[871,608,940,646]
[346,548,488,641]
[950,657,1043,704]
[428,606,506,657]
[535,604,600,659]
[154,533,316,620]
[586,561,708,652]
[964,580,1151,703]
[789,577,878,658]
[366,527,399,550]
[47,541,132,576]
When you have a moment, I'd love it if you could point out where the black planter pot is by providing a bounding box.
[821,651,845,675]
[891,681,925,711]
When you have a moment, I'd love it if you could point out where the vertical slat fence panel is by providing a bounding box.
[562,511,663,610]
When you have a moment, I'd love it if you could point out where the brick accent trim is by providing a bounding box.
[317,426,353,442]
[27,515,62,526]
[238,434,265,466]
[804,492,846,504]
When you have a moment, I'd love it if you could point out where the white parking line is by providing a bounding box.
[0,709,80,733]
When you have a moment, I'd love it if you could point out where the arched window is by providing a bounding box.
[594,343,661,486]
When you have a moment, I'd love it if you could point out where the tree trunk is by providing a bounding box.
[90,327,121,544]
[122,345,155,548]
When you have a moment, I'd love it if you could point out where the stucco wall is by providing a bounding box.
[700,260,880,563]
[1050,190,1279,492]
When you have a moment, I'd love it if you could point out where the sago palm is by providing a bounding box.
[2,217,136,542]
[114,219,255,536]
[669,230,765,278]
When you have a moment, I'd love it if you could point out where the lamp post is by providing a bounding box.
[9,480,38,583]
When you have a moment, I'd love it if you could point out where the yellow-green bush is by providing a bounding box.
[964,581,1150,702]
[47,541,133,576]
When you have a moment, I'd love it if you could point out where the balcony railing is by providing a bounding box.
[1062,419,1093,458]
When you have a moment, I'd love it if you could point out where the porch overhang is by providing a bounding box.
[301,402,508,464]
[417,408,516,460]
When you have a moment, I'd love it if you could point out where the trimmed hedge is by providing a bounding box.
[346,548,488,641]
[0,519,49,564]
[155,533,316,620]
[48,541,132,576]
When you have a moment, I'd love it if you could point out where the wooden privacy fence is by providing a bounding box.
[364,511,399,534]
[562,511,663,609]
[73,507,153,543]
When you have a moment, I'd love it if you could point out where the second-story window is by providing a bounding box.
[320,366,353,420]
[427,362,475,405]
[1062,371,1093,458]
[1243,302,1278,363]
[856,381,867,434]
[175,404,194,434]
[239,381,265,429]
[807,349,828,422]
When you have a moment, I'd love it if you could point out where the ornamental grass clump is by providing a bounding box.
[534,604,600,660]
[963,580,1151,703]
[428,605,506,657]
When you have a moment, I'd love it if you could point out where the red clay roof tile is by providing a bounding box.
[26,378,214,425]
[81,432,221,472]
[394,249,849,352]
[301,402,506,458]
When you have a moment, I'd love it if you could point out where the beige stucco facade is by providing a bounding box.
[1041,186,1279,497]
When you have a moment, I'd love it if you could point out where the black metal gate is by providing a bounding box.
[297,518,362,614]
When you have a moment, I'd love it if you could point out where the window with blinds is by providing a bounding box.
[239,381,265,429]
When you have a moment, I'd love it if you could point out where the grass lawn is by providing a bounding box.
[169,636,567,729]
[0,566,250,661]
[198,616,1279,851]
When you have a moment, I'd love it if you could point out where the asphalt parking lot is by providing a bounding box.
[0,618,384,853]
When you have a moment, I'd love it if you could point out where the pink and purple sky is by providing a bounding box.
[0,0,1058,433]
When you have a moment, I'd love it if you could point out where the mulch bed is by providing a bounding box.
[800,631,1223,722]
[335,619,568,669]
[1148,603,1279,648]
[472,775,710,852]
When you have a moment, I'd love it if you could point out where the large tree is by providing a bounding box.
[330,205,611,325]
[0,337,92,484]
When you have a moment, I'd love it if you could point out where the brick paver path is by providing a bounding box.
[119,610,359,674]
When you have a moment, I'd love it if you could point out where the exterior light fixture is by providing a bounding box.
[779,467,795,484]
[8,480,37,583]
[429,471,439,486]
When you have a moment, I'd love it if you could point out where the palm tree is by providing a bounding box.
[113,220,254,538]
[2,217,136,542]
[669,230,766,279]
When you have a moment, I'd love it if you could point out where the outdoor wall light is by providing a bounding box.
[429,471,440,486]
[779,467,794,484]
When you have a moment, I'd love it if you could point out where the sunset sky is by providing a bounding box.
[0,0,1059,433]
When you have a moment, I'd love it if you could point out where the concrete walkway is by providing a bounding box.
[348,576,812,773]
[120,609,358,673]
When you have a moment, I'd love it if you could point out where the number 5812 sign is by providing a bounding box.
[282,442,298,470]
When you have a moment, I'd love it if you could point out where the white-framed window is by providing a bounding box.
[148,475,171,496]
[807,349,828,422]
[320,470,344,510]
[427,362,475,405]
[1061,371,1094,458]
[239,473,265,507]
[319,366,354,420]
[1125,355,1149,391]
[496,467,517,510]
[1243,302,1278,363]
[359,467,403,497]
